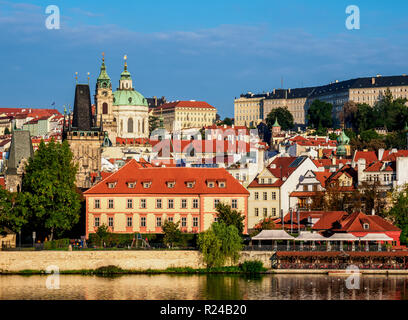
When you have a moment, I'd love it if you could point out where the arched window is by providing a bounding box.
[138,120,141,133]
[128,118,133,133]
[142,119,145,134]
[102,103,108,114]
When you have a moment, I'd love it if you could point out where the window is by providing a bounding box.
[271,192,276,200]
[218,181,226,188]
[272,208,276,216]
[127,216,132,227]
[167,181,175,188]
[231,199,238,209]
[181,217,187,227]
[268,178,272,184]
[186,181,195,188]
[140,199,146,209]
[263,208,267,217]
[260,178,265,184]
[214,199,220,208]
[168,217,173,223]
[254,192,259,200]
[168,199,174,209]
[255,208,259,217]
[108,199,114,209]
[156,199,162,209]
[181,199,187,209]
[102,102,108,114]
[94,199,100,209]
[363,223,370,230]
[156,217,162,227]
[207,181,215,188]
[140,217,146,227]
[143,182,151,188]
[108,182,116,189]
[127,199,133,209]
[214,217,218,222]
[127,182,135,188]
[303,185,308,192]
[193,217,198,227]
[108,217,114,227]
[94,217,100,227]
[193,199,199,209]
[263,192,267,201]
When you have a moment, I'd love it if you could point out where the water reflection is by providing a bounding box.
[0,274,408,300]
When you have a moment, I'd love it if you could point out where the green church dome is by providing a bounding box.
[113,89,148,107]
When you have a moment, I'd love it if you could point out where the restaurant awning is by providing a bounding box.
[359,233,393,241]
[327,233,359,241]
[251,230,295,240]
[295,231,327,241]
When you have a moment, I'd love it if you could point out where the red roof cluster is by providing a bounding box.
[289,135,337,148]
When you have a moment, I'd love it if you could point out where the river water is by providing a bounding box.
[0,274,408,300]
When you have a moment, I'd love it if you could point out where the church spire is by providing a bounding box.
[97,52,111,89]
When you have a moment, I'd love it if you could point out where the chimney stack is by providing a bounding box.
[371,77,375,85]
[371,208,375,216]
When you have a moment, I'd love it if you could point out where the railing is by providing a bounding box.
[276,263,408,270]
[243,244,388,252]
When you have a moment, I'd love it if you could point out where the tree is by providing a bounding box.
[96,224,110,247]
[20,139,81,240]
[328,133,338,141]
[307,99,333,129]
[4,127,10,135]
[219,117,233,126]
[198,222,243,268]
[387,185,408,244]
[358,181,387,216]
[162,220,182,248]
[215,203,245,235]
[0,188,27,232]
[340,101,358,130]
[266,107,294,131]
[149,115,160,133]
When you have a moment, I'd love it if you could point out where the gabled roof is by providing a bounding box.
[84,159,249,195]
[335,212,400,233]
[364,161,395,172]
[353,150,378,165]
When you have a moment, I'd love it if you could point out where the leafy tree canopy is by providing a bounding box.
[162,220,182,248]
[0,188,27,233]
[266,107,294,131]
[215,203,245,235]
[307,99,333,129]
[20,139,81,240]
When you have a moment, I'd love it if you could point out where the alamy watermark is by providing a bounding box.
[45,5,60,30]
[345,5,360,30]
[45,265,60,289]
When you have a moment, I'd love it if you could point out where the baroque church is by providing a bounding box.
[95,54,149,144]
[64,55,150,189]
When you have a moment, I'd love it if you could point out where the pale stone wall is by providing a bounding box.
[0,250,274,272]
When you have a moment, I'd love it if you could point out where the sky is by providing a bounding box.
[1,0,408,118]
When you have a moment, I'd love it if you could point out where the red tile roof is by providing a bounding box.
[381,150,408,161]
[364,161,395,172]
[155,100,216,110]
[150,139,251,154]
[116,137,151,145]
[84,159,249,195]
[353,151,378,165]
[335,212,400,233]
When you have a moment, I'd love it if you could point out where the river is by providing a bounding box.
[0,274,408,300]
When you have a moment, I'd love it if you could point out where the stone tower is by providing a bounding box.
[95,53,117,144]
[5,130,34,193]
[64,84,104,189]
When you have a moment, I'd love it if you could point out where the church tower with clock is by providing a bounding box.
[95,53,117,144]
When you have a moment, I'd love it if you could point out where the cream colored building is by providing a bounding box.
[152,100,217,132]
[84,160,249,237]
[235,75,408,128]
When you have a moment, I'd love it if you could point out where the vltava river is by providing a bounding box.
[0,274,408,300]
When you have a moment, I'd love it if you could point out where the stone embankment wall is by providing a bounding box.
[0,250,274,272]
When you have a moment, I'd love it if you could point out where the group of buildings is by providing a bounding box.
[234,74,408,128]
[0,56,407,249]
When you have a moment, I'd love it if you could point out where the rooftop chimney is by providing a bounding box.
[378,148,384,161]
[371,208,375,216]
[371,77,375,85]
[273,88,276,94]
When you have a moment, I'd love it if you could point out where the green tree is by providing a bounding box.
[266,107,294,131]
[307,99,333,129]
[215,203,245,235]
[328,133,338,141]
[96,224,110,247]
[0,188,27,232]
[149,115,160,133]
[20,139,81,240]
[360,129,381,143]
[162,220,182,248]
[198,222,243,268]
[4,127,10,135]
[220,117,233,126]
[387,185,408,244]
[385,131,407,149]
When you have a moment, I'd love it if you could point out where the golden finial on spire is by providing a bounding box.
[87,72,90,84]
[75,72,78,84]
[102,52,105,62]
[124,54,128,70]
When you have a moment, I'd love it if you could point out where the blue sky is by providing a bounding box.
[1,0,408,118]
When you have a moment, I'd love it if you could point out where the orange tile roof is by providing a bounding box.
[381,150,408,161]
[335,212,400,233]
[156,100,216,110]
[353,151,378,165]
[84,159,249,195]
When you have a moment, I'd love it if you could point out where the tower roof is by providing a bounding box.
[120,55,132,80]
[5,130,34,175]
[97,55,110,81]
[72,84,94,131]
[272,118,281,127]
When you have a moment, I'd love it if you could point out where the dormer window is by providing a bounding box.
[260,178,265,184]
[167,181,176,188]
[218,181,226,188]
[207,180,215,188]
[186,181,195,188]
[143,181,152,188]
[363,223,370,230]
[127,181,136,188]
[107,182,117,189]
